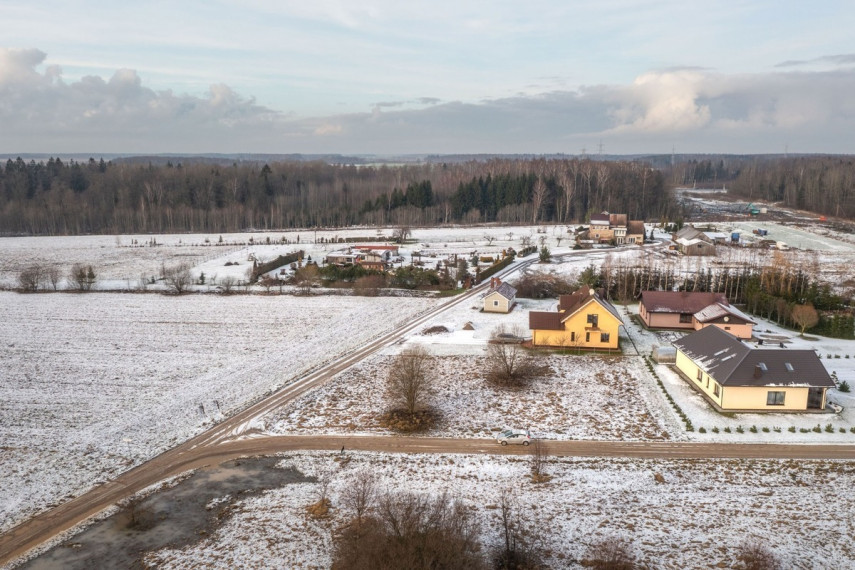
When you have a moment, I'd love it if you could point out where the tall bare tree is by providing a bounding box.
[387,346,433,416]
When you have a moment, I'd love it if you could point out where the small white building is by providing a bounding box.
[481,278,517,313]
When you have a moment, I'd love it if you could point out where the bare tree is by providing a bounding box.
[486,326,545,388]
[519,235,532,248]
[392,225,412,244]
[531,177,547,224]
[68,264,96,291]
[219,275,237,294]
[259,274,277,293]
[341,469,378,527]
[484,234,496,246]
[791,303,819,336]
[387,346,433,416]
[45,265,61,290]
[163,262,193,294]
[294,264,320,295]
[18,264,44,292]
[493,488,543,570]
[529,438,551,483]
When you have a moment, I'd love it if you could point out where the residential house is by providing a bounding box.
[673,226,717,256]
[529,286,623,349]
[584,212,644,245]
[481,277,517,313]
[639,291,755,339]
[673,326,833,411]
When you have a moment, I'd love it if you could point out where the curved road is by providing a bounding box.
[7,242,845,566]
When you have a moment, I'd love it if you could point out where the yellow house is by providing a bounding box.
[481,278,517,313]
[529,286,623,350]
[672,326,834,411]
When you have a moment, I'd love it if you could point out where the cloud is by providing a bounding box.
[776,53,855,68]
[3,47,855,154]
[0,47,283,151]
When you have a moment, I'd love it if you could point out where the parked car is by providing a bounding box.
[497,429,530,446]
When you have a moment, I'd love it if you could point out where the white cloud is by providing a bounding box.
[3,47,855,154]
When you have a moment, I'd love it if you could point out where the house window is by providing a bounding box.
[724,326,731,330]
[679,313,693,324]
[696,369,703,382]
[767,391,786,406]
[570,332,576,342]
[587,314,599,327]
[600,332,610,343]
[713,383,720,396]
[706,377,710,389]
[493,300,499,307]
[585,332,590,342]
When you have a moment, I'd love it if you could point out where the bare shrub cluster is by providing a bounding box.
[734,541,782,570]
[333,490,484,570]
[581,536,638,569]
[493,489,545,570]
[513,270,578,299]
[486,327,548,389]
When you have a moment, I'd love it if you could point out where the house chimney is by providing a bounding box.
[495,277,501,287]
[753,365,763,379]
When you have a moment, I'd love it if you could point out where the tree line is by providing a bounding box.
[0,156,674,235]
[728,156,855,219]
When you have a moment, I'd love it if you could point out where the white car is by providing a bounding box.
[497,429,530,446]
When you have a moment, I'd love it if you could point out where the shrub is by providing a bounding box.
[581,536,637,570]
[840,428,846,433]
[724,427,732,433]
[812,424,822,433]
[762,427,770,433]
[850,427,855,434]
[734,540,782,570]
[749,425,758,433]
[799,428,809,433]
[788,426,796,433]
[773,427,781,433]
[839,381,851,393]
[698,427,707,433]
[711,427,720,433]
[824,423,834,433]
[736,426,745,434]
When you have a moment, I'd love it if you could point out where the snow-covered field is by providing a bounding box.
[0,292,439,533]
[145,451,855,569]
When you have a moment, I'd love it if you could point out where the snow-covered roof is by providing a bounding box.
[693,302,756,325]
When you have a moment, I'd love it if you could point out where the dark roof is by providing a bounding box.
[673,326,833,388]
[627,220,645,235]
[641,291,728,314]
[529,311,564,331]
[590,212,610,224]
[493,282,517,300]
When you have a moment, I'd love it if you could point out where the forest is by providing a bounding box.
[0,157,673,235]
[727,156,855,219]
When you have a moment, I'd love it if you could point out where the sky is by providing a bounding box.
[1,1,855,155]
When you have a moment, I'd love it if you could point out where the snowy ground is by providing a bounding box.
[144,451,855,569]
[0,292,439,534]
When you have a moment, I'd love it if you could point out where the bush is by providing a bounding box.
[825,423,834,433]
[736,426,745,434]
[788,426,796,433]
[762,427,770,433]
[733,540,782,570]
[698,427,707,433]
[839,381,851,393]
[724,427,732,433]
[331,491,484,570]
[581,537,637,570]
[712,427,720,433]
[812,424,822,433]
[749,425,758,433]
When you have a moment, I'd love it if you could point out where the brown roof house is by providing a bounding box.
[639,291,755,339]
[529,286,623,350]
[673,326,833,411]
[584,212,645,245]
